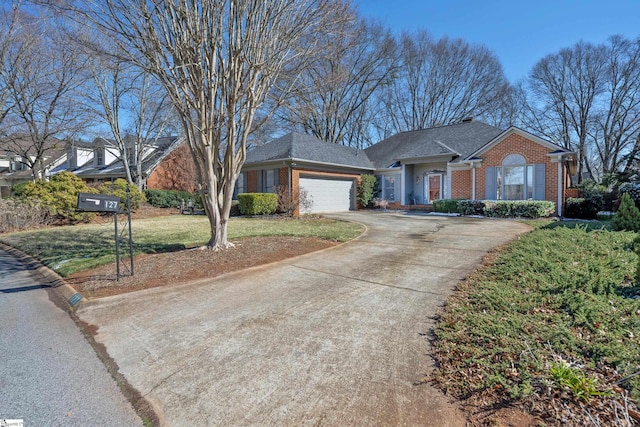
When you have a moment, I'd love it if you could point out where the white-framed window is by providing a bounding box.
[493,154,539,201]
[94,148,104,166]
[262,169,278,193]
[381,173,400,202]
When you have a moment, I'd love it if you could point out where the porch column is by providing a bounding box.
[557,159,563,217]
[401,163,406,205]
[471,165,477,201]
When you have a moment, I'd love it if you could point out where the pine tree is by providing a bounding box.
[611,193,640,232]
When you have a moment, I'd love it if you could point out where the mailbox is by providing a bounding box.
[77,193,120,212]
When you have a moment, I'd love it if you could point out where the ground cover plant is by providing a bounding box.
[0,215,363,277]
[433,220,640,426]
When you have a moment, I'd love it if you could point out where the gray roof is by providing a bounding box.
[53,136,182,178]
[364,121,505,168]
[245,132,374,170]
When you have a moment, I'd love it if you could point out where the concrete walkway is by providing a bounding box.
[0,248,142,426]
[77,212,531,426]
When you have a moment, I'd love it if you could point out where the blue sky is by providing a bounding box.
[356,0,640,82]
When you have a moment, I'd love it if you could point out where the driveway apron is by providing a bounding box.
[77,212,531,426]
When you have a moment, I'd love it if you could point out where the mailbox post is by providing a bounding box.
[77,192,133,280]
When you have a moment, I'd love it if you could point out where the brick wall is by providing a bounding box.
[146,143,197,192]
[451,170,472,199]
[473,133,565,211]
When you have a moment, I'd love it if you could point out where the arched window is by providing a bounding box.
[499,154,532,200]
[502,154,526,166]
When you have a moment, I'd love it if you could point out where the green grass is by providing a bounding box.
[0,215,363,276]
[434,220,640,404]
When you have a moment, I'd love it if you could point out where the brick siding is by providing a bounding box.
[454,132,568,213]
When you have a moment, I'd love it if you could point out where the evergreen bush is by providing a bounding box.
[457,200,485,215]
[98,179,146,210]
[237,193,278,215]
[20,172,97,222]
[611,193,640,232]
[357,174,377,207]
[144,189,202,209]
[483,200,555,218]
[432,199,461,213]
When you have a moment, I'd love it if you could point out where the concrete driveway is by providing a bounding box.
[77,212,530,426]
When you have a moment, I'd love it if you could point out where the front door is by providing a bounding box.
[426,174,442,203]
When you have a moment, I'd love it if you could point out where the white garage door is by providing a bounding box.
[299,176,355,214]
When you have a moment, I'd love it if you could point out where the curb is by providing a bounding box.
[0,242,84,308]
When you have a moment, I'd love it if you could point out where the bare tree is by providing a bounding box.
[1,8,88,180]
[84,47,173,190]
[380,31,511,133]
[593,36,640,177]
[529,41,607,182]
[0,1,23,130]
[277,7,398,147]
[49,0,332,249]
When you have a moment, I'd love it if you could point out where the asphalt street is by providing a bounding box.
[0,248,142,426]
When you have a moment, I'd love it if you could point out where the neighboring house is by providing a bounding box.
[241,119,577,215]
[0,138,66,198]
[241,132,374,214]
[49,136,196,191]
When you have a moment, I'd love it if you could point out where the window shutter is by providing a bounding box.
[257,171,263,192]
[485,167,497,200]
[534,164,545,200]
[273,169,279,190]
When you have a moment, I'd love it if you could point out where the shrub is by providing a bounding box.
[20,172,97,222]
[610,193,640,232]
[578,179,605,210]
[0,198,50,233]
[564,197,599,219]
[619,182,640,208]
[229,200,241,217]
[276,185,313,216]
[144,189,202,209]
[483,200,555,218]
[237,193,278,215]
[457,199,485,216]
[357,174,377,207]
[432,199,461,213]
[98,179,146,211]
[11,182,30,198]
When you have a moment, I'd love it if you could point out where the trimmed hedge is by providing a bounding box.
[457,200,485,216]
[237,193,277,215]
[144,189,202,209]
[483,200,555,218]
[431,199,554,218]
[564,197,598,219]
[432,199,461,213]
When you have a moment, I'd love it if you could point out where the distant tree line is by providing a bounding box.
[1,0,639,247]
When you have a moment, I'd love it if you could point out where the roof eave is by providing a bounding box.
[243,157,374,172]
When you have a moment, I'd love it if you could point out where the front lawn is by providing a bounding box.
[0,215,363,276]
[433,221,640,425]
